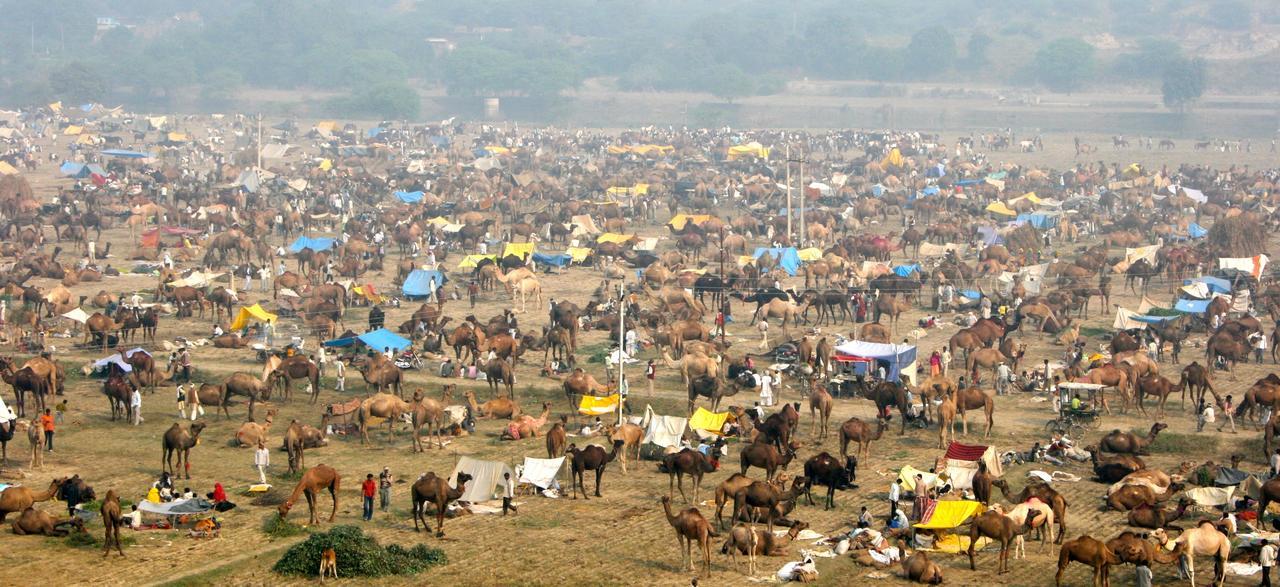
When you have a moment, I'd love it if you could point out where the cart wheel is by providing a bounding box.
[1089,416,1103,430]
[1044,420,1066,436]
[1069,423,1088,439]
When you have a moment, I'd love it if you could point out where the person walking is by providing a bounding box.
[888,479,902,521]
[378,467,393,511]
[40,408,55,452]
[362,474,376,521]
[758,370,774,407]
[502,472,518,515]
[928,351,941,377]
[130,387,143,426]
[1198,400,1215,433]
[253,441,270,484]
[54,400,67,424]
[757,318,770,350]
[1262,538,1276,587]
[335,359,346,392]
[1218,395,1237,434]
[645,360,656,395]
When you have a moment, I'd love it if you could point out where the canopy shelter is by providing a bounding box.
[402,269,448,298]
[1174,298,1211,314]
[832,341,918,385]
[61,308,90,324]
[518,457,565,490]
[914,500,985,530]
[532,252,573,268]
[689,407,732,436]
[502,242,536,260]
[457,254,498,269]
[288,236,336,253]
[752,247,802,276]
[1219,255,1269,279]
[943,442,1002,490]
[727,142,769,160]
[578,394,620,416]
[643,408,688,449]
[101,149,154,159]
[394,190,424,203]
[666,214,714,231]
[596,232,635,244]
[448,456,515,504]
[985,202,1016,216]
[229,304,277,331]
[360,328,411,352]
[138,497,214,516]
[58,161,106,178]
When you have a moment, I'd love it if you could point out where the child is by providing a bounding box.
[502,472,517,515]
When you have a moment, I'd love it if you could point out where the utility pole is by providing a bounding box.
[784,143,792,243]
[256,113,263,171]
[787,145,806,247]
[616,283,626,426]
[799,154,806,247]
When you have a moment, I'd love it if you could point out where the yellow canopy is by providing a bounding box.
[566,247,592,263]
[689,408,732,434]
[0,161,19,175]
[1123,163,1143,178]
[606,144,673,156]
[63,125,83,136]
[797,247,823,262]
[484,145,512,155]
[457,254,498,269]
[76,134,97,145]
[314,121,337,132]
[606,183,649,196]
[596,233,635,244]
[426,216,450,228]
[166,132,188,142]
[727,142,769,160]
[985,201,1017,216]
[737,255,756,266]
[229,303,278,331]
[896,466,940,492]
[1008,192,1040,205]
[317,158,333,171]
[578,394,620,416]
[914,500,986,530]
[667,214,714,230]
[48,102,62,113]
[502,242,536,259]
[881,147,904,169]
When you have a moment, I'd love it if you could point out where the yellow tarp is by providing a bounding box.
[1008,192,1040,205]
[48,102,62,113]
[502,242,536,259]
[318,158,332,171]
[881,147,905,169]
[606,183,649,196]
[0,161,19,175]
[229,303,277,331]
[929,535,992,554]
[427,216,450,228]
[914,500,986,530]
[607,144,673,156]
[63,125,83,136]
[166,132,188,142]
[596,233,635,244]
[667,214,714,230]
[727,142,770,160]
[76,134,97,145]
[738,255,756,266]
[689,408,732,434]
[797,247,823,262]
[457,254,498,269]
[897,466,939,492]
[315,121,336,132]
[985,201,1017,216]
[566,247,592,263]
[1123,163,1143,179]
[484,145,512,155]
[578,394,620,416]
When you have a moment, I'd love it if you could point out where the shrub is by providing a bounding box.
[273,525,447,577]
[262,514,307,539]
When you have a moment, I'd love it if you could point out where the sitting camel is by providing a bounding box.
[901,550,944,584]
[278,464,340,525]
[502,402,551,440]
[464,389,519,419]
[233,409,276,447]
[10,506,84,536]
[721,520,810,559]
[412,472,471,537]
[0,477,63,522]
[1098,422,1167,455]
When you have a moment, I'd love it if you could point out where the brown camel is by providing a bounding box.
[808,385,833,439]
[731,476,807,534]
[356,356,403,397]
[1106,483,1183,511]
[966,509,1041,574]
[234,409,276,447]
[839,417,887,459]
[412,471,471,537]
[1152,524,1231,587]
[1257,477,1280,523]
[267,355,322,403]
[608,422,644,473]
[938,389,958,448]
[715,473,763,529]
[464,389,520,420]
[664,448,717,503]
[503,401,551,439]
[1135,373,1182,418]
[1090,450,1146,483]
[992,478,1070,543]
[546,415,568,457]
[27,418,43,469]
[954,386,995,437]
[0,477,63,522]
[1127,500,1190,530]
[1083,364,1131,412]
[1056,534,1120,587]
[722,519,810,560]
[661,495,716,577]
[1098,423,1167,455]
[410,386,452,452]
[284,419,307,474]
[566,439,623,499]
[562,368,610,413]
[162,421,206,479]
[484,358,516,399]
[278,464,340,525]
[901,550,944,584]
[357,392,412,444]
[1108,529,1187,567]
[740,440,796,481]
[10,506,84,536]
[101,489,125,556]
[973,461,997,505]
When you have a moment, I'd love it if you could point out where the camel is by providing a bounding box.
[873,296,912,335]
[566,439,623,499]
[1258,477,1280,523]
[357,392,412,444]
[990,500,1056,555]
[218,371,283,419]
[356,357,403,398]
[1083,364,1131,413]
[609,422,644,473]
[265,355,321,403]
[411,471,471,537]
[1127,499,1190,530]
[234,409,276,447]
[687,374,750,415]
[508,275,543,313]
[562,368,610,414]
[803,451,857,510]
[992,479,1070,543]
[721,523,761,575]
[101,489,124,557]
[546,416,568,457]
[954,386,995,437]
[101,371,133,422]
[0,477,63,522]
[464,389,520,419]
[722,519,809,561]
[504,402,551,440]
[739,440,795,481]
[753,298,802,333]
[162,421,206,479]
[279,464,340,526]
[10,507,84,536]
[284,420,307,474]
[1090,450,1146,483]
[484,358,516,399]
[1098,423,1167,455]
[661,350,719,385]
[1135,373,1183,418]
[808,385,833,439]
[661,495,716,577]
[1108,530,1187,567]
[901,550,944,584]
[27,418,42,469]
[1056,535,1120,587]
[1107,484,1183,511]
[410,386,453,451]
[1153,523,1231,587]
[663,448,716,503]
[732,476,807,534]
[966,509,1041,574]
[937,389,958,448]
[839,417,886,459]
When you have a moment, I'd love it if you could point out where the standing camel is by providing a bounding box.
[937,389,958,448]
[278,464,340,525]
[955,386,995,437]
[101,489,124,557]
[162,421,206,479]
[839,417,887,459]
[412,471,471,537]
[1056,535,1120,587]
[567,440,623,499]
[411,386,452,452]
[663,448,717,503]
[357,392,412,444]
[661,495,716,577]
[27,418,43,469]
[808,385,833,439]
[966,509,1041,574]
[1152,524,1230,587]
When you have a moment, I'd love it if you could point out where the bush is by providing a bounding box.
[262,514,307,539]
[273,525,447,577]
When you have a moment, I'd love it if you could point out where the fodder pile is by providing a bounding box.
[273,525,446,577]
[1207,213,1266,258]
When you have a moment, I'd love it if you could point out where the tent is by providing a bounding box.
[570,214,601,235]
[229,304,277,331]
[457,254,498,269]
[727,142,769,160]
[1220,255,1269,279]
[578,394,620,416]
[606,183,649,196]
[596,233,635,244]
[643,410,688,449]
[1186,223,1208,239]
[101,149,154,159]
[518,457,564,489]
[394,190,424,203]
[260,144,292,159]
[140,226,201,248]
[1184,276,1232,295]
[502,242,536,260]
[448,456,515,503]
[402,269,448,298]
[832,341,918,385]
[61,308,90,324]
[880,148,904,169]
[914,500,985,530]
[896,466,939,493]
[689,408,731,436]
[667,214,714,231]
[985,202,1017,216]
[1016,213,1058,229]
[1113,307,1150,331]
[566,247,592,264]
[532,252,572,268]
[893,264,920,277]
[797,247,823,262]
[288,236,336,253]
[58,162,106,178]
[943,442,1002,490]
[138,497,214,516]
[752,247,802,276]
[358,328,411,352]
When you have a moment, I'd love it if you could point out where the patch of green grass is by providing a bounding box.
[1080,326,1111,339]
[80,498,134,512]
[263,513,309,539]
[1137,428,1218,454]
[56,529,136,550]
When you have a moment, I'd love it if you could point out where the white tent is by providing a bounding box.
[61,307,90,324]
[448,456,515,503]
[517,457,564,489]
[260,144,293,159]
[643,407,688,449]
[943,441,1002,490]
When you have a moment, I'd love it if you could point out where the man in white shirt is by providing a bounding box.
[334,359,346,392]
[253,441,269,484]
[888,480,902,521]
[130,388,143,426]
[1198,401,1215,432]
[995,362,1012,396]
[757,319,769,350]
[123,505,143,529]
[1261,538,1276,586]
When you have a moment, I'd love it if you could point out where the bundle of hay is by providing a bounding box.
[1003,222,1040,255]
[1207,213,1266,258]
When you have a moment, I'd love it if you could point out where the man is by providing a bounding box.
[258,265,270,292]
[254,441,270,484]
[1255,332,1268,364]
[757,319,770,350]
[131,386,143,426]
[645,359,656,395]
[334,358,346,392]
[1198,400,1215,433]
[502,471,518,515]
[176,347,192,383]
[941,348,951,377]
[362,474,376,521]
[468,281,479,308]
[378,467,393,511]
[858,506,874,528]
[1070,393,1082,411]
[123,504,143,529]
[888,479,902,522]
[40,408,55,452]
[1218,395,1237,434]
[1263,538,1277,587]
[995,362,1011,396]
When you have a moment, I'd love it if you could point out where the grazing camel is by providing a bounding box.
[661,495,716,577]
[162,421,206,479]
[1152,524,1231,587]
[1056,534,1120,587]
[567,440,623,499]
[412,471,471,537]
[966,509,1041,574]
[954,386,995,437]
[101,489,125,557]
[663,448,717,503]
[278,464,340,525]
[808,385,833,439]
[839,417,887,459]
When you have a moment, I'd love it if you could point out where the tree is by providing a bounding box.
[1032,38,1096,93]
[201,68,243,108]
[1162,57,1207,112]
[704,64,754,103]
[1111,38,1183,79]
[904,26,957,78]
[965,33,993,69]
[330,82,420,119]
[48,62,108,103]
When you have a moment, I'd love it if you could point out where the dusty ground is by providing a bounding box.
[0,129,1273,586]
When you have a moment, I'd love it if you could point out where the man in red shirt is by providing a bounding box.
[361,473,376,520]
[40,408,55,452]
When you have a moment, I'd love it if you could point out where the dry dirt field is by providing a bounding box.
[0,129,1274,586]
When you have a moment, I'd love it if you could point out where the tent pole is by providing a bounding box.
[785,144,792,243]
[617,283,625,427]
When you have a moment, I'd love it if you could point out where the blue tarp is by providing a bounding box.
[956,179,982,186]
[394,190,424,203]
[977,226,1003,246]
[1185,276,1231,294]
[893,264,920,277]
[1187,223,1208,238]
[288,236,336,253]
[871,184,885,197]
[1133,314,1179,324]
[58,162,107,178]
[402,269,448,298]
[101,149,154,159]
[532,252,572,268]
[922,185,940,196]
[366,127,383,138]
[833,340,918,383]
[1174,298,1211,313]
[1016,213,1059,229]
[753,247,802,276]
[358,328,412,352]
[959,289,981,300]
